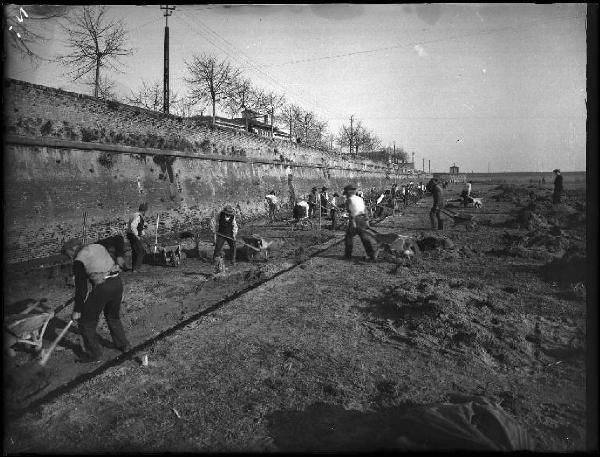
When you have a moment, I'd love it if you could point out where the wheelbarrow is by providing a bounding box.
[4,300,55,357]
[441,208,478,231]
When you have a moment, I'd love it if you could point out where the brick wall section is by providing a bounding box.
[3,79,430,264]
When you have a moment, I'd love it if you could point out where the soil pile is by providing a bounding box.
[540,246,586,286]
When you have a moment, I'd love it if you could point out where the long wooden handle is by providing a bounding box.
[216,233,261,252]
[39,320,73,366]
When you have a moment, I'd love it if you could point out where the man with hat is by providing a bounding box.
[62,238,130,363]
[213,205,238,267]
[552,169,563,204]
[308,187,319,218]
[126,202,149,272]
[343,184,378,261]
[320,186,330,217]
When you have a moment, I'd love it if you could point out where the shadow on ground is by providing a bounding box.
[266,397,534,452]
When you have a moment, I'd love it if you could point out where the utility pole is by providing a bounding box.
[160,5,176,114]
[349,115,354,154]
[428,160,431,174]
[422,158,425,172]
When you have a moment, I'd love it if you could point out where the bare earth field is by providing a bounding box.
[3,178,588,452]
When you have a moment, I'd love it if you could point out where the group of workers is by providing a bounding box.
[55,175,480,364]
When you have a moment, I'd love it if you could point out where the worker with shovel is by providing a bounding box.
[213,205,238,271]
[343,184,378,261]
[126,203,149,272]
[426,178,445,230]
[62,238,130,363]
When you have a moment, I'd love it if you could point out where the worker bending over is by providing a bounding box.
[213,205,238,267]
[343,184,378,261]
[62,238,130,363]
[265,190,279,223]
[293,198,310,222]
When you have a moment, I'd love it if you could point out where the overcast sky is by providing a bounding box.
[5,3,587,172]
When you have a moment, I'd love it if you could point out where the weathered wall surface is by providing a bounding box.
[3,79,430,264]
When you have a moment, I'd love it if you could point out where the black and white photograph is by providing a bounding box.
[2,3,596,453]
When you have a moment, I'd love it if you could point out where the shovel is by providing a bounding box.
[216,233,261,252]
[39,319,74,366]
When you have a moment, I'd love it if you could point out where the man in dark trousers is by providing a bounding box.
[552,169,564,204]
[426,178,444,230]
[308,187,319,218]
[62,238,130,363]
[343,184,378,261]
[126,203,148,271]
[320,187,330,216]
[213,205,238,267]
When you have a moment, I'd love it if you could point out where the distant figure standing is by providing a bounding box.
[330,192,343,230]
[461,181,473,207]
[308,187,319,218]
[426,178,444,230]
[343,184,378,261]
[320,186,330,216]
[126,203,148,272]
[552,169,564,204]
[265,190,279,223]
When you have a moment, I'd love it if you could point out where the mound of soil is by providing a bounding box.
[541,247,586,286]
[418,236,455,251]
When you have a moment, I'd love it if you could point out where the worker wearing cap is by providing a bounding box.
[126,203,148,272]
[62,238,130,363]
[213,205,238,266]
[552,169,563,204]
[343,184,378,261]
[265,190,279,223]
[426,178,445,230]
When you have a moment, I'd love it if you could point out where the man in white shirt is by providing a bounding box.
[343,184,378,261]
[461,181,473,207]
[126,203,148,272]
[62,238,130,363]
[293,199,310,222]
[265,190,279,222]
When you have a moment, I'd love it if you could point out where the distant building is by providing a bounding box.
[450,163,460,174]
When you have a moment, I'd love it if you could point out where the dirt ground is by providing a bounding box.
[3,179,589,452]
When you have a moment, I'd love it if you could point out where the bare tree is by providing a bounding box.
[184,53,240,125]
[127,80,163,111]
[57,6,132,98]
[84,74,117,100]
[224,76,254,118]
[171,94,201,118]
[3,4,68,63]
[281,104,301,141]
[337,119,363,153]
[252,90,286,138]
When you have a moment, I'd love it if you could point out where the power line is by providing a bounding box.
[237,13,586,70]
[178,7,346,120]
